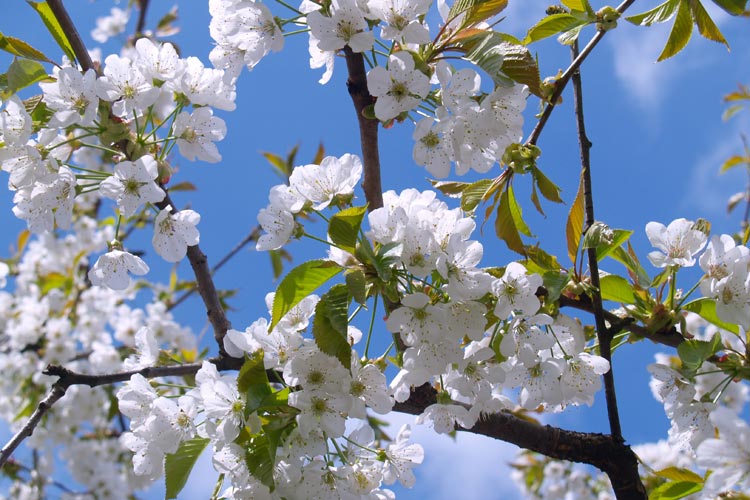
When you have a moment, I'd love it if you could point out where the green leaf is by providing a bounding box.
[26,1,76,63]
[449,0,508,26]
[461,179,494,212]
[459,32,544,97]
[710,0,747,15]
[164,437,210,500]
[657,0,693,61]
[237,351,272,416]
[610,245,651,288]
[654,467,704,483]
[312,284,351,369]
[677,333,722,376]
[682,298,739,334]
[328,205,367,254]
[566,172,585,267]
[261,151,291,178]
[245,434,275,490]
[531,166,563,203]
[523,13,587,45]
[0,34,53,64]
[155,5,180,36]
[690,0,728,46]
[508,184,532,237]
[599,274,636,304]
[168,181,197,192]
[542,270,570,303]
[626,0,680,25]
[429,179,471,198]
[495,185,526,255]
[524,245,562,273]
[270,260,342,331]
[648,480,703,500]
[562,0,595,14]
[557,23,586,45]
[595,229,633,261]
[345,268,367,304]
[7,59,48,94]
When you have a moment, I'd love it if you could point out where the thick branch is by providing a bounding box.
[343,47,383,211]
[135,0,150,36]
[396,385,647,500]
[47,0,97,73]
[525,0,636,146]
[570,40,623,441]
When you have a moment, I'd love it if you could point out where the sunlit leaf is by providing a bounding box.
[523,13,587,45]
[7,59,48,94]
[710,0,747,15]
[495,185,526,255]
[566,173,585,267]
[312,284,351,368]
[328,205,367,254]
[270,260,342,330]
[164,438,210,500]
[599,274,636,304]
[689,0,728,47]
[461,179,494,212]
[26,1,76,62]
[657,0,693,61]
[626,0,680,25]
[682,298,739,334]
[0,34,53,64]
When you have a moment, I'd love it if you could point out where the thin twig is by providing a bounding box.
[524,0,636,146]
[570,39,624,442]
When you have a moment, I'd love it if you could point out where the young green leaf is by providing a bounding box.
[595,229,633,261]
[690,0,728,47]
[626,0,680,25]
[459,32,544,97]
[0,34,53,64]
[328,205,367,254]
[710,0,747,15]
[26,1,76,63]
[562,0,595,15]
[523,13,587,45]
[682,298,740,334]
[531,166,563,203]
[566,173,585,267]
[245,433,275,490]
[461,179,494,212]
[654,467,704,483]
[345,268,368,304]
[270,260,342,331]
[648,480,703,500]
[657,0,693,61]
[164,437,210,500]
[7,59,48,94]
[237,350,272,417]
[599,274,636,304]
[495,185,526,255]
[677,333,722,376]
[312,284,352,368]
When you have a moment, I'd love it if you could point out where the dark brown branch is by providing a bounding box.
[524,0,636,147]
[396,385,647,500]
[47,0,97,74]
[135,0,150,36]
[343,47,383,211]
[570,40,623,442]
[168,225,261,311]
[156,192,233,356]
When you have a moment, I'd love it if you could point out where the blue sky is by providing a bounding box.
[1,0,749,498]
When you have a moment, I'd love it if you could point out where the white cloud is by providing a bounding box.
[679,117,749,224]
[384,412,524,500]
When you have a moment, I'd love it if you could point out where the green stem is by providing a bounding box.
[363,294,379,359]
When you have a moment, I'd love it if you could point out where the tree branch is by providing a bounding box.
[157,192,233,356]
[396,384,647,500]
[135,0,151,36]
[524,0,636,147]
[343,47,383,211]
[46,0,97,73]
[570,39,623,442]
[168,225,261,311]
